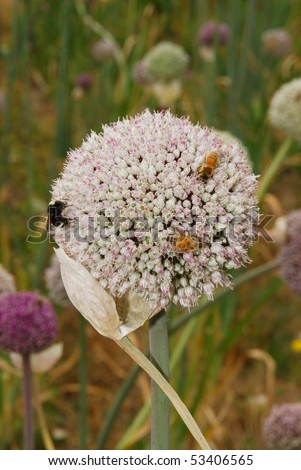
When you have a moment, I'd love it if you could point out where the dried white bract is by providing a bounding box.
[10,343,63,374]
[55,248,160,340]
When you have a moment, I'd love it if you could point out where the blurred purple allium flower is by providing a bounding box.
[44,254,71,307]
[280,210,301,296]
[51,110,258,309]
[198,21,230,47]
[91,39,116,61]
[0,292,58,355]
[0,264,16,297]
[262,403,301,449]
[75,73,93,90]
[262,28,292,58]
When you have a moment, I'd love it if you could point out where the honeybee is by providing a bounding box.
[196,152,219,180]
[168,231,199,253]
[48,200,69,228]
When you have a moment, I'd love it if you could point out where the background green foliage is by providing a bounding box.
[1,0,301,450]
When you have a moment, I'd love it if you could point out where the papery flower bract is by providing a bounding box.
[0,292,58,354]
[262,403,301,449]
[280,209,301,296]
[143,41,189,83]
[268,78,301,143]
[51,110,258,310]
[55,248,161,340]
[151,80,183,108]
[44,254,72,307]
[269,215,288,245]
[0,264,16,297]
[261,28,292,58]
[10,343,63,373]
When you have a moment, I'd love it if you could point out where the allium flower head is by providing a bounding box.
[143,42,189,83]
[132,60,153,86]
[262,403,301,449]
[268,78,301,143]
[280,209,301,296]
[91,39,116,61]
[0,264,16,297]
[0,292,58,355]
[51,110,258,311]
[214,130,249,158]
[198,21,230,47]
[44,254,71,307]
[262,28,292,58]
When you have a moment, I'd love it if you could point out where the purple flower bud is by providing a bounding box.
[198,21,230,47]
[262,403,301,449]
[75,73,93,90]
[0,292,58,355]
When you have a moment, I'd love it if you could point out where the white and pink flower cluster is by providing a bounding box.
[51,110,258,309]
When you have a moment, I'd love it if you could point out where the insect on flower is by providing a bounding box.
[196,152,219,181]
[168,231,199,253]
[48,200,69,228]
[50,110,259,308]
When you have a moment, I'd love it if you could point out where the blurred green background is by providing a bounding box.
[1,0,301,450]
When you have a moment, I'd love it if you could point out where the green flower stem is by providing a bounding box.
[148,309,170,449]
[74,0,125,103]
[98,259,279,448]
[116,336,211,450]
[257,137,293,201]
[22,354,34,449]
[116,316,201,450]
[74,0,124,68]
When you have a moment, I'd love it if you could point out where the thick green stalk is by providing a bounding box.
[148,309,170,449]
[22,354,34,449]
[257,137,293,201]
[116,336,210,450]
[116,316,201,450]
